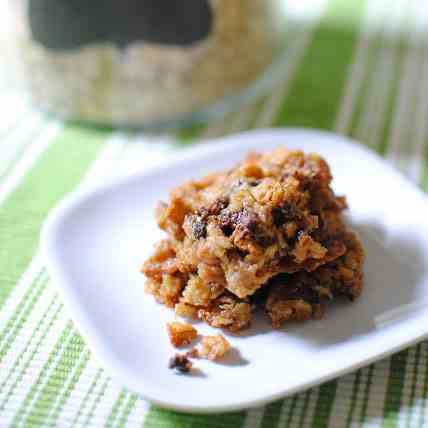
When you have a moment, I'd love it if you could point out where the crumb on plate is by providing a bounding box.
[199,334,231,361]
[168,354,193,374]
[167,321,198,347]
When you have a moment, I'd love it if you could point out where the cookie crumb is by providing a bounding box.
[186,348,200,359]
[199,334,231,361]
[167,322,198,347]
[168,354,193,374]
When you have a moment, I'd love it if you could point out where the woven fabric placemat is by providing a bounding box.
[1,0,428,426]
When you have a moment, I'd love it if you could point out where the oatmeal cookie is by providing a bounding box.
[142,147,365,331]
[265,231,365,328]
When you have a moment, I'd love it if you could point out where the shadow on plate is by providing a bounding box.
[235,220,426,348]
[214,348,250,367]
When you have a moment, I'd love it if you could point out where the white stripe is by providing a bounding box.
[80,133,128,185]
[301,388,319,427]
[0,122,62,206]
[81,376,112,426]
[331,3,399,424]
[7,322,74,427]
[68,365,103,427]
[44,349,90,425]
[255,0,328,129]
[387,0,421,167]
[242,406,266,428]
[1,142,121,422]
[36,137,137,426]
[0,296,61,409]
[0,133,123,364]
[335,0,387,134]
[412,344,428,427]
[348,367,371,427]
[0,133,124,425]
[111,393,137,428]
[356,0,408,149]
[0,114,45,177]
[113,135,175,177]
[397,347,418,428]
[1,312,69,426]
[289,392,310,428]
[328,372,359,427]
[0,269,47,352]
[128,399,150,426]
[96,383,124,427]
[329,2,396,424]
[0,255,44,330]
[225,103,260,136]
[27,136,129,426]
[0,93,29,136]
[277,397,295,427]
[291,389,317,428]
[401,2,428,182]
[360,359,391,427]
[408,45,428,183]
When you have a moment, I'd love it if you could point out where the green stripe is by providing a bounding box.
[0,269,45,347]
[0,271,48,363]
[9,138,126,426]
[344,371,361,428]
[417,343,428,427]
[106,390,128,428]
[260,400,284,428]
[0,125,108,425]
[177,124,207,143]
[70,368,103,428]
[382,350,408,428]
[44,350,91,427]
[298,390,312,428]
[82,376,111,427]
[117,394,138,428]
[358,365,374,424]
[144,408,247,428]
[18,136,127,425]
[405,345,421,428]
[0,296,60,412]
[311,381,337,428]
[11,322,74,427]
[0,125,108,310]
[23,334,88,426]
[284,395,299,427]
[275,0,366,129]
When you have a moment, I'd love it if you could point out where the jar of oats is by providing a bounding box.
[2,1,285,127]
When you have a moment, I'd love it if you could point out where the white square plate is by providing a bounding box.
[42,129,428,413]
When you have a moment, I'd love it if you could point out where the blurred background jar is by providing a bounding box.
[1,0,285,128]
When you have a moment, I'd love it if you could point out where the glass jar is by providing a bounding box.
[2,1,285,128]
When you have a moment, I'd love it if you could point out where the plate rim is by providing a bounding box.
[41,127,428,413]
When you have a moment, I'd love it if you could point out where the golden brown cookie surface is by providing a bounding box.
[142,148,365,331]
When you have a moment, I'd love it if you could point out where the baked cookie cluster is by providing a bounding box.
[142,148,364,331]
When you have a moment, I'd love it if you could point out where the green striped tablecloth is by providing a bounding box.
[1,0,428,426]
